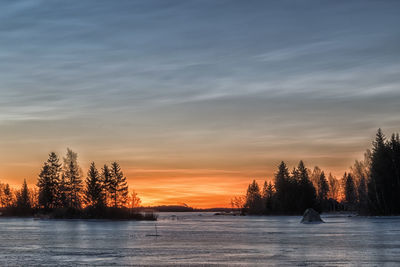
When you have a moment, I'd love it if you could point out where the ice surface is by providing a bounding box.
[0,213,399,266]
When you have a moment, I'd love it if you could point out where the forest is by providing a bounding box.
[1,129,399,218]
[236,129,400,216]
[0,149,155,220]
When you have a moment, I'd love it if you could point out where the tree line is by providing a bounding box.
[236,129,400,216]
[0,148,154,220]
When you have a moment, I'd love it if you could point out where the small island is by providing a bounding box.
[233,129,400,217]
[0,149,156,220]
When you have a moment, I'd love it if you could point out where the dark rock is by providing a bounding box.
[301,208,324,223]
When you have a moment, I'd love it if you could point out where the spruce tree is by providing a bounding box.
[317,171,329,202]
[101,164,112,207]
[262,181,274,213]
[367,129,400,214]
[245,180,263,214]
[368,129,391,214]
[58,173,68,208]
[296,161,317,213]
[37,152,62,210]
[109,162,129,208]
[3,184,13,208]
[344,173,357,206]
[389,133,400,214]
[63,148,83,209]
[317,171,329,211]
[84,162,105,208]
[16,179,31,210]
[274,161,290,212]
[262,181,268,200]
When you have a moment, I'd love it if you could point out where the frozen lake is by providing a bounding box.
[0,212,400,266]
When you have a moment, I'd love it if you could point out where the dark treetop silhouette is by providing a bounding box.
[0,148,156,220]
[1,129,399,218]
[239,129,400,216]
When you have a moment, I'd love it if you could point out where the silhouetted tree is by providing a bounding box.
[57,173,68,208]
[310,166,322,194]
[63,148,83,209]
[101,164,112,207]
[368,129,390,214]
[0,149,153,220]
[296,161,317,213]
[317,172,329,202]
[231,196,245,212]
[245,180,263,214]
[262,181,274,213]
[344,173,357,208]
[109,162,129,208]
[327,173,340,200]
[129,190,141,209]
[29,188,39,210]
[84,162,105,208]
[388,133,400,214]
[15,179,32,215]
[367,129,400,214]
[3,184,13,208]
[37,152,62,210]
[0,183,4,208]
[350,152,370,214]
[274,161,290,212]
[16,179,31,209]
[317,171,329,211]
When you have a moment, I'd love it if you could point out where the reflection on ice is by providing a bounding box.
[0,213,399,265]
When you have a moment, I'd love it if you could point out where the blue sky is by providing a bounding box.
[1,0,400,206]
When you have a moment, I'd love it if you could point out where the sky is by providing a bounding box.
[1,0,400,208]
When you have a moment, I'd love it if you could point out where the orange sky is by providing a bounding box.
[0,146,366,208]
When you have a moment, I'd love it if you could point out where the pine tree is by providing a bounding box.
[317,171,329,202]
[3,184,13,208]
[245,180,263,214]
[317,171,329,211]
[109,162,129,208]
[344,173,357,206]
[262,181,274,213]
[366,129,400,215]
[101,164,112,207]
[16,179,31,210]
[368,129,392,214]
[37,152,62,210]
[389,133,400,214]
[296,161,317,213]
[37,163,52,209]
[262,181,268,200]
[63,148,83,209]
[266,182,274,198]
[58,173,68,208]
[84,162,105,208]
[0,183,4,208]
[274,161,290,212]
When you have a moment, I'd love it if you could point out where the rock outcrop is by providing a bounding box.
[301,208,324,223]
